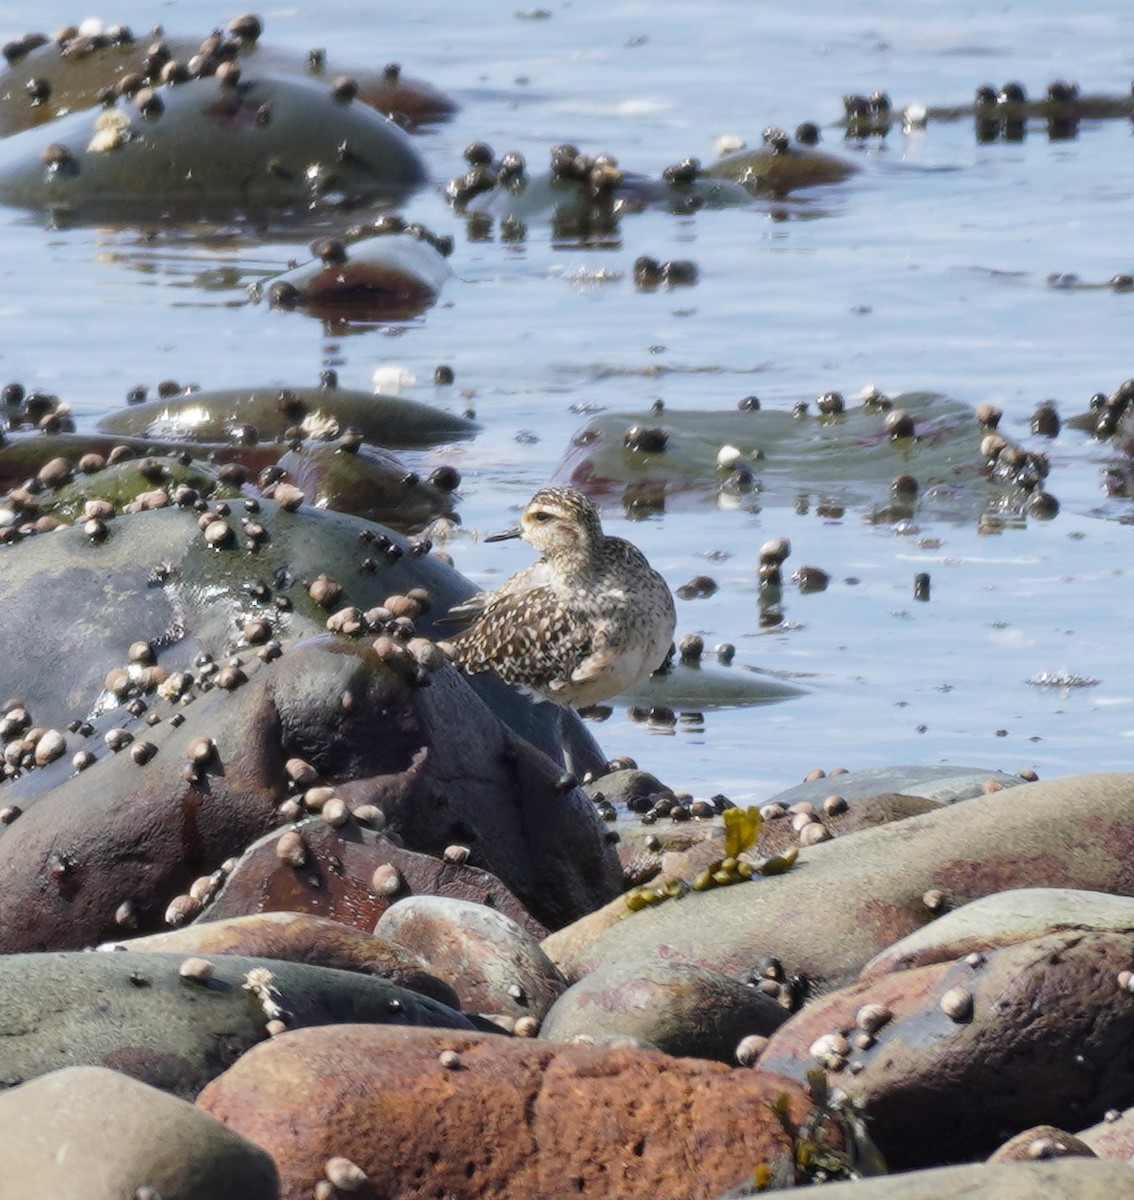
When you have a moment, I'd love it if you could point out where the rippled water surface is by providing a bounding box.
[3,0,1134,799]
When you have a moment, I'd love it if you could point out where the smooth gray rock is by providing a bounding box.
[540,956,787,1062]
[0,1065,279,1200]
[0,950,473,1097]
[768,764,1027,808]
[719,1159,1134,1200]
[862,887,1134,980]
[376,895,567,1023]
[546,773,1134,992]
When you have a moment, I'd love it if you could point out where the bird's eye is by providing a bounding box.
[532,510,553,522]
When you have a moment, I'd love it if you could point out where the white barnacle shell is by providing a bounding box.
[88,109,131,154]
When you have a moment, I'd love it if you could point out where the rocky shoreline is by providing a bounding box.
[2,10,1134,1199]
[2,484,1134,1198]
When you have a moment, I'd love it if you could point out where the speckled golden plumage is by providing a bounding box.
[448,486,676,707]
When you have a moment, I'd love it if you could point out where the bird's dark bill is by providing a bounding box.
[484,525,523,542]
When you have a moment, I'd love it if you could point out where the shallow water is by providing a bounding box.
[2,0,1133,801]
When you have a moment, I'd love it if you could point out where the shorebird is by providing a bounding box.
[446,486,676,710]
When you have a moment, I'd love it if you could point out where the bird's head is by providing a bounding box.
[486,486,603,560]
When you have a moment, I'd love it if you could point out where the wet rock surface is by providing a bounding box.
[554,392,992,513]
[0,24,457,136]
[0,1065,280,1200]
[197,1023,844,1200]
[262,229,452,321]
[95,383,478,447]
[270,438,458,530]
[705,137,858,195]
[0,72,427,225]
[0,499,617,948]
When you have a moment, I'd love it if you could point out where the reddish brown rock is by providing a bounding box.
[114,911,458,1007]
[0,663,287,953]
[989,1125,1096,1162]
[205,822,549,941]
[198,1024,842,1200]
[756,929,1134,1169]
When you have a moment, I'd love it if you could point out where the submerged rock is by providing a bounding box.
[705,139,857,196]
[554,393,988,514]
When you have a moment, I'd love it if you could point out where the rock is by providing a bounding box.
[456,166,750,229]
[705,141,857,196]
[614,774,965,889]
[755,929,1134,1168]
[1080,1106,1134,1161]
[989,1126,1096,1162]
[0,499,614,949]
[374,896,566,1024]
[553,395,982,514]
[272,440,457,531]
[263,232,451,321]
[206,823,550,941]
[2,434,459,534]
[862,888,1134,981]
[766,764,1028,808]
[545,773,1134,990]
[721,1159,1134,1200]
[0,627,619,949]
[197,1024,844,1200]
[111,911,459,1007]
[0,74,426,224]
[540,957,788,1061]
[0,950,472,1097]
[0,34,456,137]
[623,659,805,709]
[0,1065,279,1199]
[97,385,478,448]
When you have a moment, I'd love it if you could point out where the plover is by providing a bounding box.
[446,486,676,708]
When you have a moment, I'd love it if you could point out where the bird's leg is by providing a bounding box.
[556,704,577,780]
